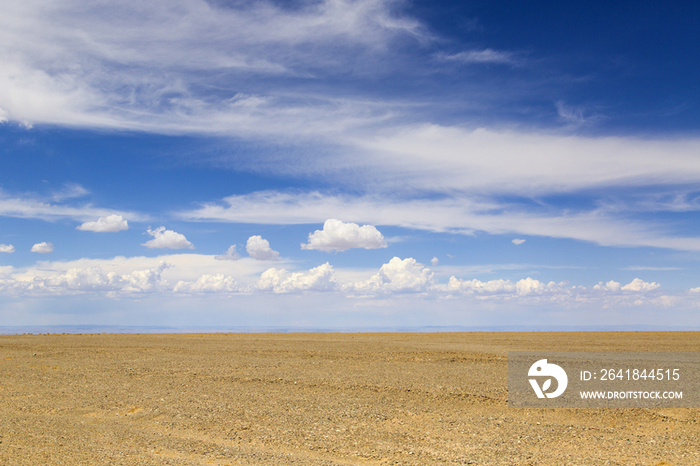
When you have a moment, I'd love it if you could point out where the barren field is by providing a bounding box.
[0,332,698,465]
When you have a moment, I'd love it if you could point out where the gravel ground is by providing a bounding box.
[0,332,697,465]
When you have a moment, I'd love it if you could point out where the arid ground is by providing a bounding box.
[0,332,698,465]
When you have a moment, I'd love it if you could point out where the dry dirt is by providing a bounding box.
[0,332,698,465]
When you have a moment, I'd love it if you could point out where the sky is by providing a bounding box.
[1,0,700,330]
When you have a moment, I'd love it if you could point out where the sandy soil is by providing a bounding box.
[0,332,698,465]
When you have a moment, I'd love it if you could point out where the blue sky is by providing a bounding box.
[1,0,700,329]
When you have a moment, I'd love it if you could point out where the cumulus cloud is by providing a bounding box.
[257,263,337,293]
[142,227,194,249]
[0,244,14,253]
[0,261,172,296]
[76,214,129,232]
[621,278,660,292]
[173,274,238,293]
[0,251,685,312]
[0,253,284,295]
[593,280,622,292]
[54,262,172,293]
[301,219,387,252]
[31,242,54,253]
[439,275,669,309]
[214,245,240,261]
[593,279,660,293]
[346,257,434,294]
[515,277,562,295]
[443,276,565,296]
[445,276,515,294]
[431,257,439,266]
[512,238,526,245]
[246,235,279,261]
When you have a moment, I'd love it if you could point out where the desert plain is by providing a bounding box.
[0,331,698,466]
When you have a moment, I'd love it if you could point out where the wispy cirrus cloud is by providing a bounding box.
[622,266,682,271]
[0,188,145,223]
[178,190,700,251]
[4,0,700,264]
[437,49,517,65]
[348,126,700,195]
[555,101,604,126]
[0,0,422,132]
[51,183,90,202]
[4,0,700,204]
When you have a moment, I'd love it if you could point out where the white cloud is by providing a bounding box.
[118,262,173,293]
[246,235,279,261]
[0,252,685,313]
[621,278,660,292]
[512,238,525,245]
[0,253,294,298]
[555,101,602,126]
[593,280,622,292]
[256,268,287,292]
[623,266,682,271]
[443,276,565,296]
[52,183,89,202]
[352,126,700,196]
[301,219,387,252]
[257,263,337,293]
[346,257,434,294]
[5,0,699,198]
[439,49,516,65]
[0,261,172,295]
[445,276,515,294]
[516,277,562,295]
[15,253,281,282]
[439,275,668,309]
[173,274,238,293]
[51,262,171,293]
[592,278,661,294]
[0,188,143,223]
[0,244,14,253]
[214,245,240,261]
[142,227,194,250]
[31,242,53,253]
[3,2,700,263]
[0,0,421,132]
[3,0,700,261]
[180,190,700,252]
[76,214,128,232]
[431,257,439,266]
